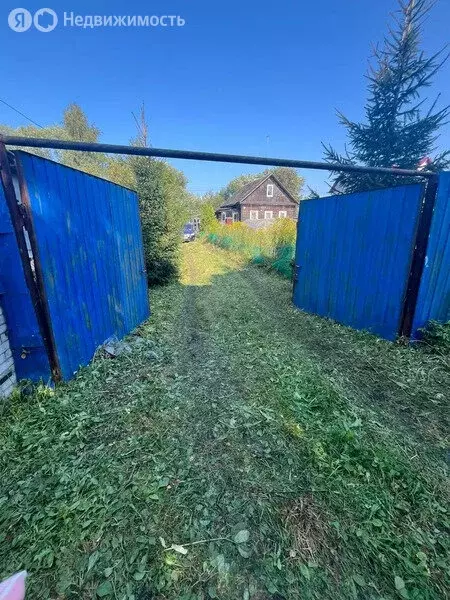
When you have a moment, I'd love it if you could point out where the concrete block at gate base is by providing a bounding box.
[0,304,16,398]
[0,339,10,355]
[0,348,13,365]
[0,380,15,398]
[0,368,16,396]
[0,355,14,373]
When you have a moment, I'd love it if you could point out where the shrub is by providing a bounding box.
[206,218,297,279]
[200,203,219,234]
[134,158,180,286]
[420,320,450,354]
[270,217,297,247]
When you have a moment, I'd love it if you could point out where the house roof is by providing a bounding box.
[217,174,298,210]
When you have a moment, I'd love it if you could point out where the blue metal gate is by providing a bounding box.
[15,151,149,380]
[0,175,50,381]
[293,184,425,340]
[412,172,450,337]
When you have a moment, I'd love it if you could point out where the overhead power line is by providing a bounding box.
[0,98,44,129]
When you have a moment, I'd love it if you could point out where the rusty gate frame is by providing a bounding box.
[0,143,62,380]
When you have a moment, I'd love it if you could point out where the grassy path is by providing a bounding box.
[0,242,448,600]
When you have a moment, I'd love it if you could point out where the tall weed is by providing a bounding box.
[206,219,297,279]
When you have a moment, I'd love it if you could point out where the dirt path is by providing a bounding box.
[182,242,448,454]
[0,241,448,600]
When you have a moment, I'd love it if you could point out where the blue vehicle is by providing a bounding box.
[183,223,196,242]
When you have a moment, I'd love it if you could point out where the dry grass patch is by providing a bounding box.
[283,494,339,570]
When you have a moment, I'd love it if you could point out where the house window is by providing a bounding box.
[221,212,226,222]
[249,210,259,220]
[232,212,238,222]
[267,184,274,198]
[278,210,287,218]
[264,211,273,220]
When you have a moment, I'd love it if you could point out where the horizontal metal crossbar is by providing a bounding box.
[0,135,434,178]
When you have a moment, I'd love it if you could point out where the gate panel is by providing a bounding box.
[0,178,50,381]
[293,184,424,340]
[412,172,450,337]
[16,151,149,380]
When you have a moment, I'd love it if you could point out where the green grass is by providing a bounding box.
[0,241,448,600]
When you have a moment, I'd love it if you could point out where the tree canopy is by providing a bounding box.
[0,102,197,285]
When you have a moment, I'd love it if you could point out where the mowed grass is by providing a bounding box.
[0,241,448,600]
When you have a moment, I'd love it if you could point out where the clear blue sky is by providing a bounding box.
[2,0,450,195]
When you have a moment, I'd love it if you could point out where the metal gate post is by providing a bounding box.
[0,144,62,381]
[399,175,439,338]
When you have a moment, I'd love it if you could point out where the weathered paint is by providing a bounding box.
[16,151,149,380]
[0,175,51,381]
[412,172,450,337]
[293,184,424,340]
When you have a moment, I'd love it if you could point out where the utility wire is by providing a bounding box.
[131,111,144,139]
[0,98,44,129]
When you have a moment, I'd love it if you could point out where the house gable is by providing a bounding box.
[242,175,298,207]
[217,174,298,210]
[215,174,299,223]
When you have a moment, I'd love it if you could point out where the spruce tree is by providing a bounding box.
[323,0,449,194]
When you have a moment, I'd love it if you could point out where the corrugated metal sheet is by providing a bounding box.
[0,178,50,381]
[16,151,149,380]
[293,184,424,340]
[412,172,450,337]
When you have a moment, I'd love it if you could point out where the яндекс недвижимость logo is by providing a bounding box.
[7,10,186,31]
[8,8,58,32]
